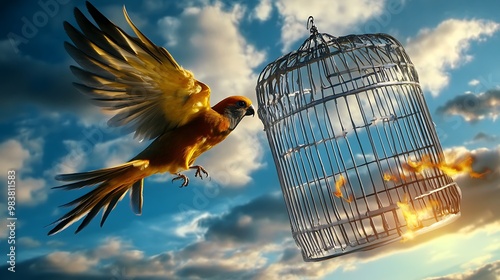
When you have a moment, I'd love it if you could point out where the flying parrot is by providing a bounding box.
[47,1,255,235]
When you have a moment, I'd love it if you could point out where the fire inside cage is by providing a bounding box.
[255,17,462,262]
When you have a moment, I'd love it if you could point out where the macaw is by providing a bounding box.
[48,1,255,235]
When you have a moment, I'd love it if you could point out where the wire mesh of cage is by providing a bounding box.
[255,18,462,261]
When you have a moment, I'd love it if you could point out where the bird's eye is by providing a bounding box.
[236,100,246,107]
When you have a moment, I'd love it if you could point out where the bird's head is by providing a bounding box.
[213,96,255,130]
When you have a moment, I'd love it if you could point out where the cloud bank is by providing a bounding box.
[5,145,499,279]
[406,19,499,96]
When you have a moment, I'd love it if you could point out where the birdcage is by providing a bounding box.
[256,18,462,261]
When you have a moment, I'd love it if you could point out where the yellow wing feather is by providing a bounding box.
[66,1,211,140]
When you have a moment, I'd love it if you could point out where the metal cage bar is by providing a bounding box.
[256,31,461,261]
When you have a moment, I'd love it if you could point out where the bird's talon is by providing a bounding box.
[172,173,189,187]
[190,165,209,180]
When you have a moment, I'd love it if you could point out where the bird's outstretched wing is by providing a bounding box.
[65,1,211,140]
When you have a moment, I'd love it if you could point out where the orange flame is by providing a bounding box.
[383,152,487,241]
[383,173,399,183]
[397,194,438,241]
[384,153,489,182]
[333,175,353,203]
[436,155,490,178]
[404,154,435,174]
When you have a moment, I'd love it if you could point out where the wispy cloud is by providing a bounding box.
[0,133,48,238]
[467,132,499,144]
[406,19,500,96]
[30,251,99,274]
[0,139,30,172]
[468,79,481,87]
[18,236,42,248]
[252,0,273,21]
[0,138,47,206]
[274,0,385,51]
[436,89,500,122]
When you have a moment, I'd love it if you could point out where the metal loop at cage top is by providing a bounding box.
[256,21,461,261]
[307,16,318,35]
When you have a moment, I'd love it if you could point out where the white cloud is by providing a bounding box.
[0,140,30,239]
[0,138,47,205]
[16,177,46,205]
[406,19,500,96]
[89,236,130,259]
[173,211,212,239]
[48,131,144,177]
[30,251,98,274]
[47,139,89,175]
[253,0,273,21]
[157,16,181,46]
[18,236,42,248]
[0,138,48,239]
[274,0,385,51]
[197,128,265,186]
[157,1,267,186]
[468,79,481,87]
[16,127,45,163]
[0,139,29,172]
[47,240,66,247]
[92,135,144,168]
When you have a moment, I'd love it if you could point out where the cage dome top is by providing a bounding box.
[257,16,413,91]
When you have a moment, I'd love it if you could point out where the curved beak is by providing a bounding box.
[245,105,255,117]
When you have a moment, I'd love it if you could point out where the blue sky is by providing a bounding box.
[1,0,500,279]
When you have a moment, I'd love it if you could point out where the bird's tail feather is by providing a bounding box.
[47,159,149,235]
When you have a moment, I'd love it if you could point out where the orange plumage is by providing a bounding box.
[48,2,255,235]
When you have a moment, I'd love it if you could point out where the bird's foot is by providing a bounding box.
[172,173,189,188]
[190,165,209,180]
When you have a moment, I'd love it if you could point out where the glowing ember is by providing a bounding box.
[333,175,353,203]
[397,194,437,241]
